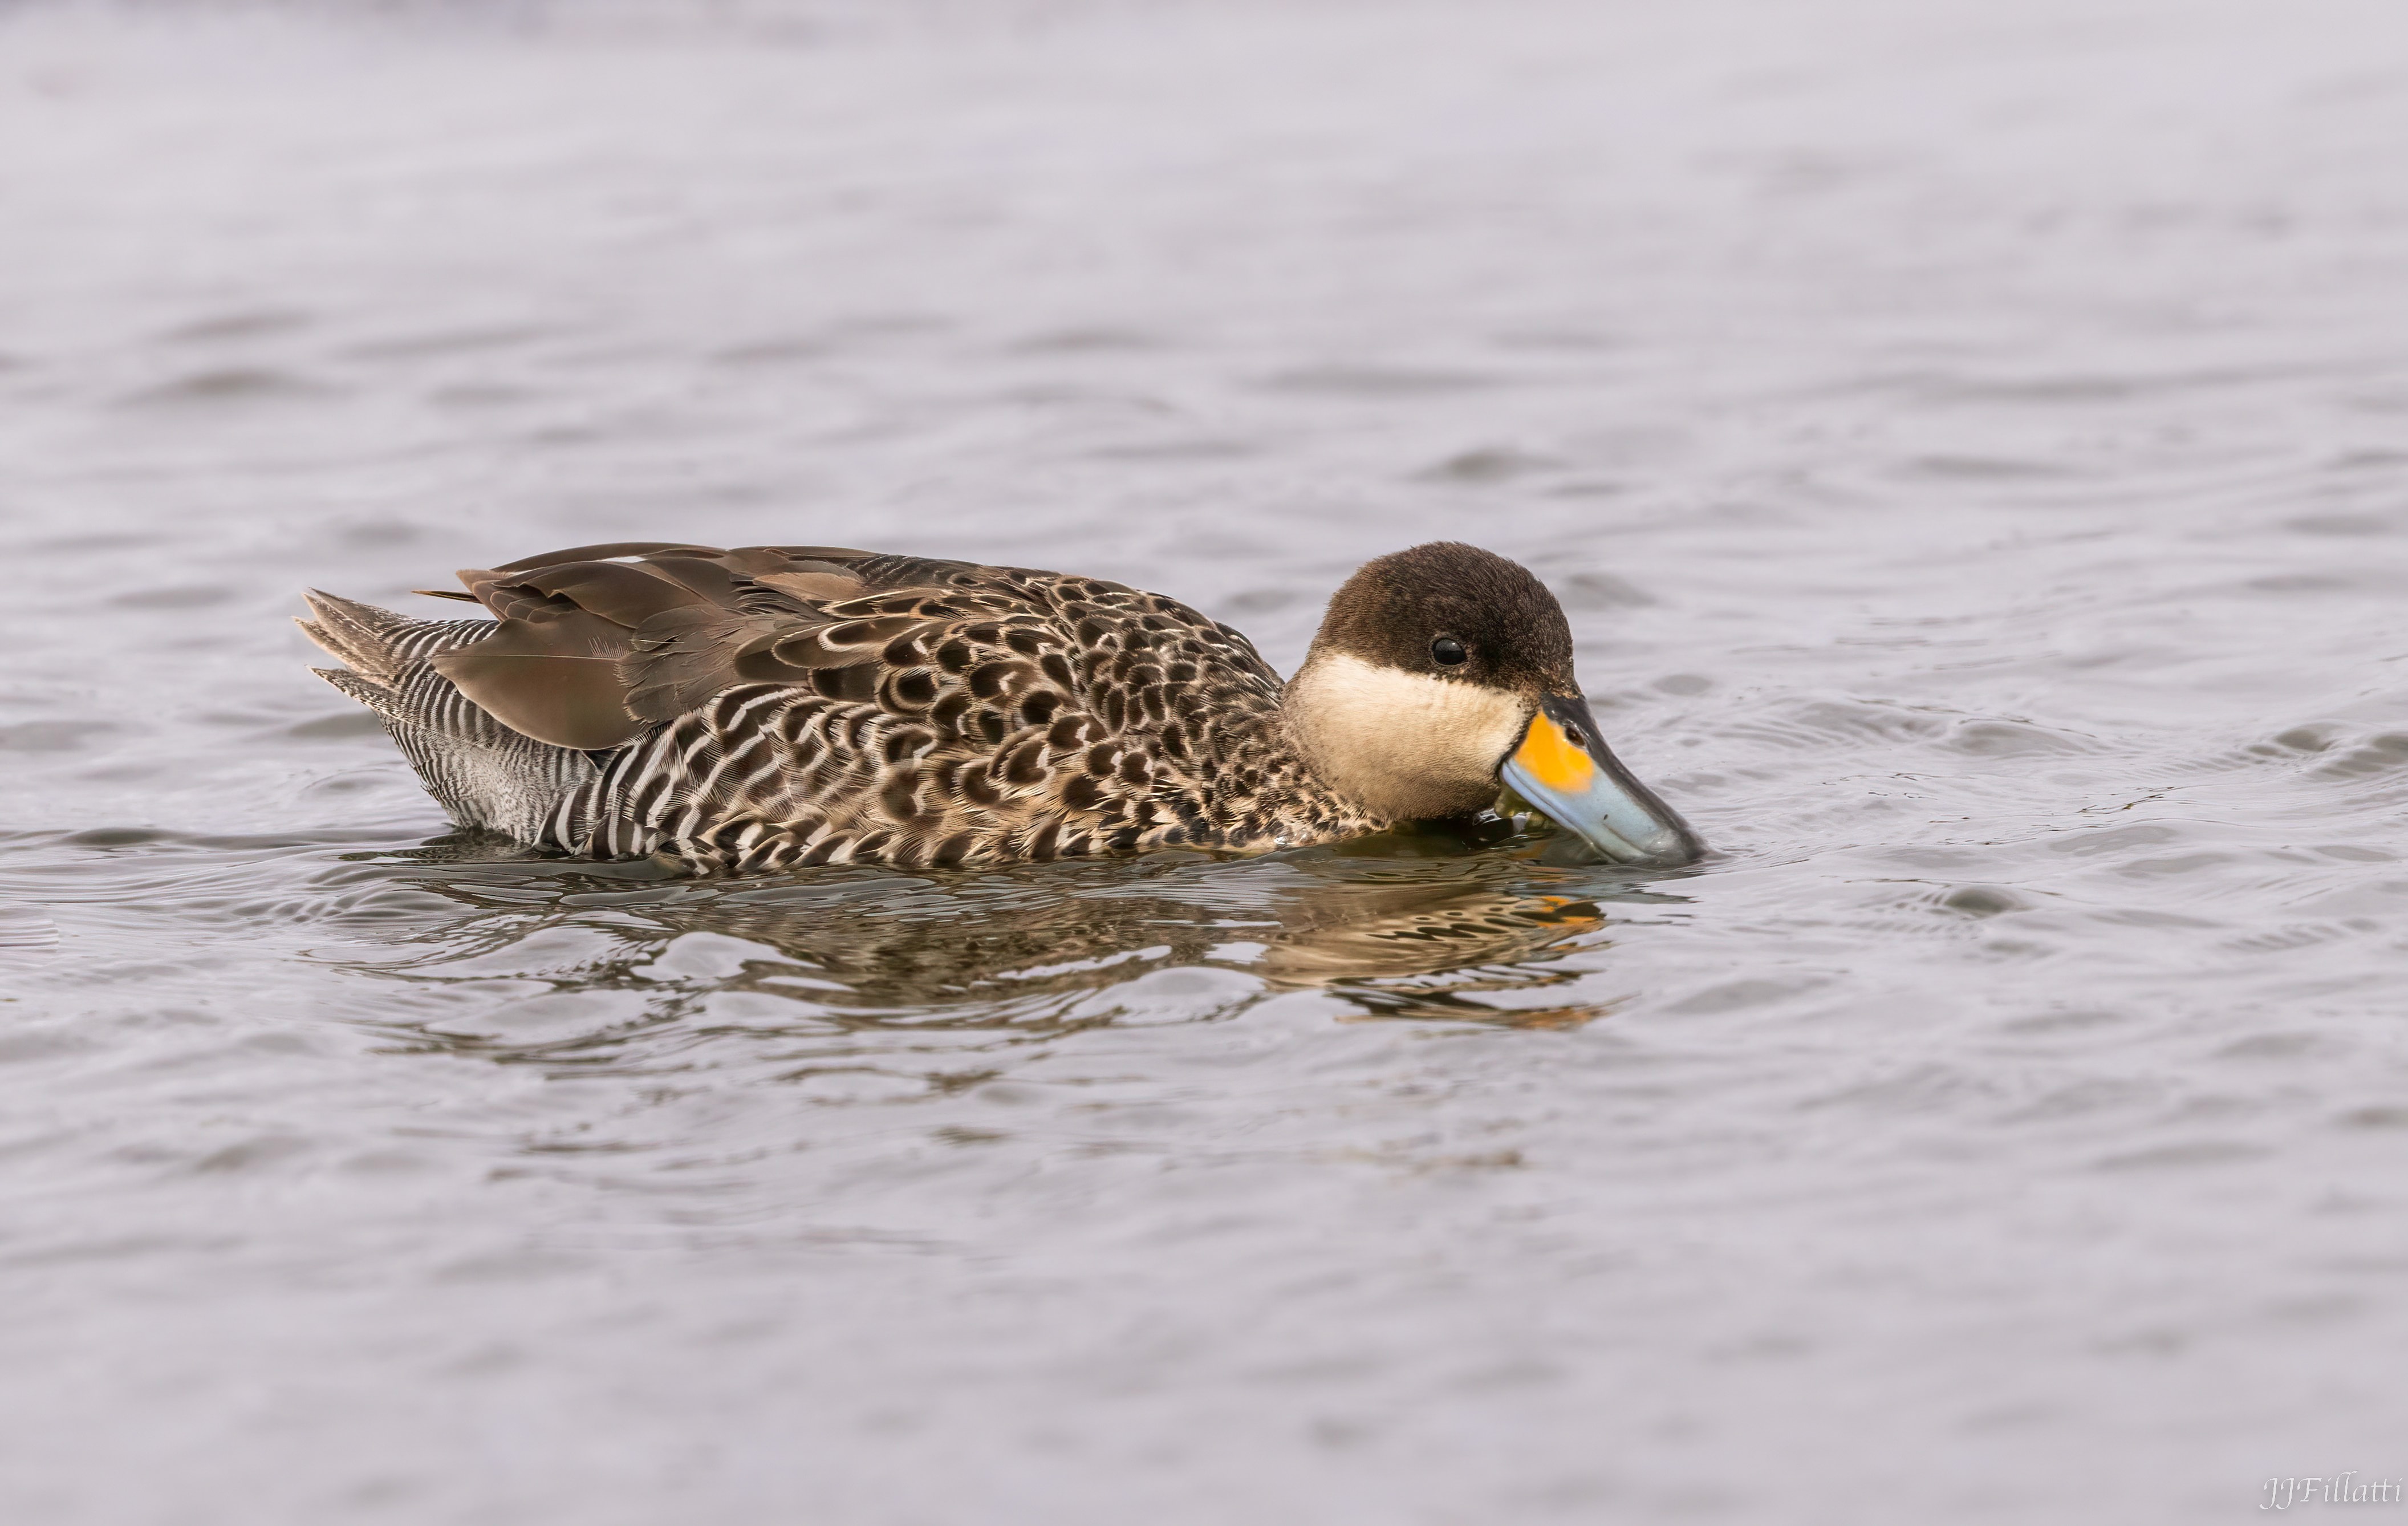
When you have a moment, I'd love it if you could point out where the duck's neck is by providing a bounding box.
[1277,650,1526,823]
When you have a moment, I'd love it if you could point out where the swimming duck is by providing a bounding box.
[298,541,1701,875]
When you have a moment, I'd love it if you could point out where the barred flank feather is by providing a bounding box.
[299,591,598,842]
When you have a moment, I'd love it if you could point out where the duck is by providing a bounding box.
[297,540,1702,876]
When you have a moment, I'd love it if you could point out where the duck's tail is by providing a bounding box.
[298,591,598,843]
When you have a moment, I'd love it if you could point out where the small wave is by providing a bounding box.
[339,324,555,362]
[1257,363,1502,397]
[2310,733,2408,780]
[1938,717,2099,758]
[105,584,236,611]
[0,720,116,753]
[116,367,332,409]
[1002,327,1164,355]
[0,906,59,961]
[159,309,313,346]
[1705,695,1951,753]
[1414,447,1561,485]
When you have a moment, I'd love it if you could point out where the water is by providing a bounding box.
[4,1,2407,1519]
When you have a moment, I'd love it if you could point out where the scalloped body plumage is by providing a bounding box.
[299,540,1702,875]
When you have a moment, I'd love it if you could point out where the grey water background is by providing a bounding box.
[3,0,2406,1520]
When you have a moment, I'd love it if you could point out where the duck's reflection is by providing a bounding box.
[342,822,1691,1059]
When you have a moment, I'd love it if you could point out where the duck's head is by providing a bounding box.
[1284,542,1703,866]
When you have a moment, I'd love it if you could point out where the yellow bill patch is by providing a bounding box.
[1513,711,1595,794]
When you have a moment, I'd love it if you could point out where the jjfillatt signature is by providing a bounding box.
[2263,1476,2405,1511]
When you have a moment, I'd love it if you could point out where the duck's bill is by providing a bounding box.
[1500,695,1703,866]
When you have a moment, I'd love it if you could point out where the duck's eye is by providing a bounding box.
[1431,636,1467,666]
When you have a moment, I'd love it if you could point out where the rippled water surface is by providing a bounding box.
[5,1,2408,1520]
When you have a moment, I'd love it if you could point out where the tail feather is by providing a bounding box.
[312,665,403,716]
[301,592,604,843]
[298,590,490,683]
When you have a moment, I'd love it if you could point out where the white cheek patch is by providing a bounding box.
[1289,652,1528,819]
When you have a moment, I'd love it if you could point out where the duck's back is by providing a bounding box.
[304,543,1358,872]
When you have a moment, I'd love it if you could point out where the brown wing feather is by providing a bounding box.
[501,559,713,628]
[419,546,1286,794]
[425,607,643,749]
[492,541,728,571]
